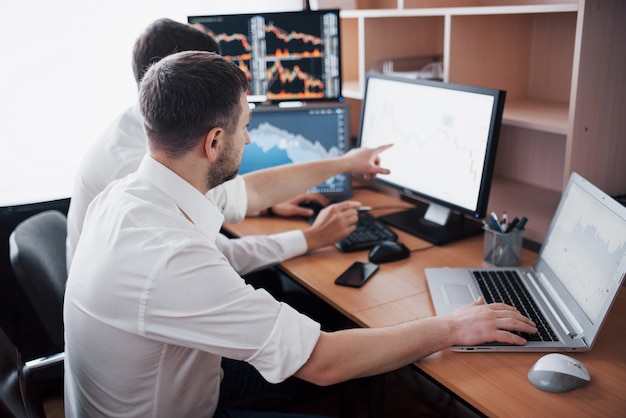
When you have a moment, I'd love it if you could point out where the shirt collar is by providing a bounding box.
[137,154,224,238]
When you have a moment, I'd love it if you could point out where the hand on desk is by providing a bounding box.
[266,192,330,218]
[447,297,537,346]
[303,200,362,251]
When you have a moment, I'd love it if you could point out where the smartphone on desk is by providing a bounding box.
[334,261,379,288]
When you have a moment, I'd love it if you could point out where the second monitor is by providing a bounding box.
[358,73,506,245]
[239,103,351,200]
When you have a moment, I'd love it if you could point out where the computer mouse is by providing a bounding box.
[527,353,590,392]
[368,240,410,264]
[298,200,324,223]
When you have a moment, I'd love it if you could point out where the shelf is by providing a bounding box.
[502,99,569,135]
[339,3,578,101]
[343,84,570,136]
[341,80,363,99]
[339,4,578,19]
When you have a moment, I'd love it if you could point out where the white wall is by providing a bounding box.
[0,0,303,206]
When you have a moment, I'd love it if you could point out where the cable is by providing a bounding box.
[409,244,436,254]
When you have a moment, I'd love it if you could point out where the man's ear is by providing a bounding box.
[202,127,224,163]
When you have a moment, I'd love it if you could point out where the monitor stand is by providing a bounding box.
[378,202,483,245]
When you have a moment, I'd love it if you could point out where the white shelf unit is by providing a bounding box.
[340,0,626,244]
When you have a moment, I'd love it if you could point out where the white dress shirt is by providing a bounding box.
[64,155,320,417]
[66,104,307,273]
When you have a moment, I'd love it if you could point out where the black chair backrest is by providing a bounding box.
[9,210,68,348]
[0,327,46,418]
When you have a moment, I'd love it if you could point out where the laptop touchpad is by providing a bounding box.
[441,284,474,305]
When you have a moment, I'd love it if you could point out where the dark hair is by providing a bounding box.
[139,51,250,158]
[132,18,221,85]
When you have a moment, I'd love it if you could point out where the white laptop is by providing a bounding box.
[425,172,626,352]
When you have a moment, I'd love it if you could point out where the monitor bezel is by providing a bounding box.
[188,9,343,104]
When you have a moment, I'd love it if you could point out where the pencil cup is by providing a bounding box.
[483,226,523,267]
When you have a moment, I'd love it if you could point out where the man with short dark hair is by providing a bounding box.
[64,50,536,417]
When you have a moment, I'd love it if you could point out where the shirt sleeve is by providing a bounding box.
[247,302,320,383]
[141,240,320,384]
[215,230,307,276]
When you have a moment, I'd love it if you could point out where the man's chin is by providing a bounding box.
[207,171,239,190]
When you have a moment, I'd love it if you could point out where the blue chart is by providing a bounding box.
[239,107,349,195]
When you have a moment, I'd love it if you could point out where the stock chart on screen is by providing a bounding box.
[189,10,341,102]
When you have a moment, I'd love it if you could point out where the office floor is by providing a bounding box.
[42,366,477,418]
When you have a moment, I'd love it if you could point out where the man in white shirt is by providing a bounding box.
[64,50,536,417]
[66,19,346,279]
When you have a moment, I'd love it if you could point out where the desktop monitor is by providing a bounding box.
[358,73,506,245]
[188,10,342,103]
[239,103,351,199]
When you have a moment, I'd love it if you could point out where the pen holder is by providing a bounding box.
[483,226,523,267]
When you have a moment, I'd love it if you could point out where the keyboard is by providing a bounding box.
[335,211,398,252]
[472,270,558,342]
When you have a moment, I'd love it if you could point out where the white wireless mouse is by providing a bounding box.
[527,353,590,392]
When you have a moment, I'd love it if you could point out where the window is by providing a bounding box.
[0,0,302,206]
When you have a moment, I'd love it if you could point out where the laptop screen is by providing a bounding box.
[239,103,351,198]
[540,177,626,324]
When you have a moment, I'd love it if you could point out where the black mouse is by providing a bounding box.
[298,201,324,224]
[368,240,410,264]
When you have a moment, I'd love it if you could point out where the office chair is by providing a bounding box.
[0,326,64,418]
[9,210,68,348]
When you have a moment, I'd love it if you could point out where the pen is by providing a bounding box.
[500,211,509,231]
[489,212,502,232]
[504,217,520,233]
[516,216,528,231]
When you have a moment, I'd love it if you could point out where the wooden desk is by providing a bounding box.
[224,187,626,417]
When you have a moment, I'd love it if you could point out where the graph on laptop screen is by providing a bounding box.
[188,10,342,103]
[358,73,506,245]
[239,104,351,198]
[540,178,626,324]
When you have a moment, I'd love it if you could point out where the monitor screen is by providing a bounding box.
[358,73,506,245]
[189,10,342,103]
[239,103,351,198]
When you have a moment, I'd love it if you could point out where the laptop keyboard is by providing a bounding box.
[335,211,398,252]
[473,270,558,342]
